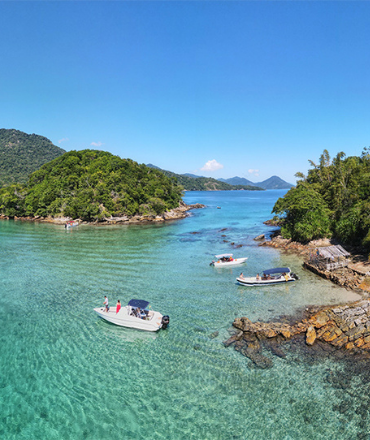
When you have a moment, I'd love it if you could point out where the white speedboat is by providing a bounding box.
[65,220,79,229]
[236,267,299,286]
[210,253,248,267]
[94,299,170,332]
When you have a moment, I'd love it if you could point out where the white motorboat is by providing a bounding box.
[94,299,170,332]
[65,220,79,229]
[210,253,248,267]
[236,267,299,286]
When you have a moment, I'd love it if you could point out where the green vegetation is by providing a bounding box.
[272,149,370,246]
[0,129,65,186]
[0,150,183,221]
[149,167,263,191]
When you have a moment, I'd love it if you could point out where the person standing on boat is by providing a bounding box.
[103,296,109,312]
[116,300,121,314]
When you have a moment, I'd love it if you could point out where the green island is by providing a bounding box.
[0,149,184,221]
[272,148,370,251]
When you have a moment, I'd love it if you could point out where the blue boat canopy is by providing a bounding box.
[128,299,150,309]
[263,267,290,275]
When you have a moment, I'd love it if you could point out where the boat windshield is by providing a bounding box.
[215,254,233,259]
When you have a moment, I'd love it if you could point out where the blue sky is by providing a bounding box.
[1,1,369,184]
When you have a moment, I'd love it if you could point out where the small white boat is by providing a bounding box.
[210,253,248,267]
[65,220,79,229]
[94,299,170,332]
[236,267,299,286]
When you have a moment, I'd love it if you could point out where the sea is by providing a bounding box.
[0,190,369,440]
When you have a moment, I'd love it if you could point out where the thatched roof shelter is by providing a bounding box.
[309,245,350,271]
[316,245,350,259]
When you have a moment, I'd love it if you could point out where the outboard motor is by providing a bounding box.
[161,315,170,329]
[291,273,299,280]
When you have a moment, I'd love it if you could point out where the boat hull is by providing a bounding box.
[236,276,296,286]
[94,306,164,331]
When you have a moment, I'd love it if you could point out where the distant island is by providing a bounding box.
[219,175,293,190]
[148,164,293,191]
[146,164,264,191]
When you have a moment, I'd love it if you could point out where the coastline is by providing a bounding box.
[258,232,370,294]
[224,229,370,366]
[0,202,206,226]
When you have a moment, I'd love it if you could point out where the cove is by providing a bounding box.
[0,190,367,440]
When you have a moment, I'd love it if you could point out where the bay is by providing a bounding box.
[0,190,367,439]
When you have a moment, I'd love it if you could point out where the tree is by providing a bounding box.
[273,183,331,242]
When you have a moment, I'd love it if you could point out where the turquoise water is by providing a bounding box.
[0,190,368,439]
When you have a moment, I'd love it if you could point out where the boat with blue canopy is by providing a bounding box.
[236,267,299,286]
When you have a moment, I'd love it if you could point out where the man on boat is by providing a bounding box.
[103,296,109,312]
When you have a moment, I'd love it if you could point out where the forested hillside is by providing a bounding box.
[147,165,262,191]
[0,150,183,221]
[0,129,65,186]
[272,149,370,248]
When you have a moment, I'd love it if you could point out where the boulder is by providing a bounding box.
[223,331,243,347]
[308,311,330,328]
[306,326,316,346]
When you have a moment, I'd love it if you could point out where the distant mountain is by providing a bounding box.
[221,175,293,190]
[219,176,255,186]
[0,128,66,186]
[146,165,263,191]
[255,176,293,190]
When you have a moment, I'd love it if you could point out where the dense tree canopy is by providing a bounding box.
[0,129,65,186]
[0,150,183,221]
[272,149,370,247]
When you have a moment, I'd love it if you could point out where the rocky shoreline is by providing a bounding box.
[224,299,370,369]
[222,231,370,366]
[258,233,370,293]
[0,202,205,225]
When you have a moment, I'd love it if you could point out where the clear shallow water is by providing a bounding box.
[0,190,367,439]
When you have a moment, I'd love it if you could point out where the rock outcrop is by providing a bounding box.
[224,300,370,368]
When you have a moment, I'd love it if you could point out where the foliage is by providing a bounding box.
[151,168,263,191]
[0,150,183,221]
[0,129,65,186]
[273,184,331,242]
[272,148,370,246]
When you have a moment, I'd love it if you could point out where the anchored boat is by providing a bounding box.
[236,267,299,286]
[210,253,248,267]
[65,220,79,229]
[94,299,170,332]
